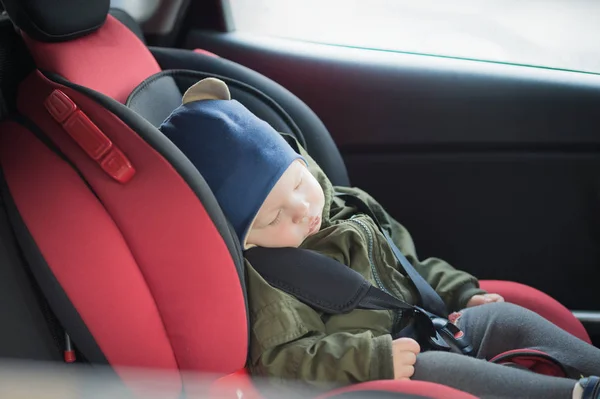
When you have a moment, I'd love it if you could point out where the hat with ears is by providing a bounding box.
[159,77,305,245]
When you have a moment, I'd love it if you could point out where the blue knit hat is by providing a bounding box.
[159,78,304,245]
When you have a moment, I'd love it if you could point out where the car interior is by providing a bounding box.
[0,0,598,398]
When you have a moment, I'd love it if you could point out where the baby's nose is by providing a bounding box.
[292,201,310,224]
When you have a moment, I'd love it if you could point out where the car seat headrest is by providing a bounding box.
[19,15,161,104]
[1,0,110,42]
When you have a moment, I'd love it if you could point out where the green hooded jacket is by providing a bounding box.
[246,136,486,389]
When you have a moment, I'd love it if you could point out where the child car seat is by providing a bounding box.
[27,0,593,343]
[0,0,591,396]
[0,1,481,398]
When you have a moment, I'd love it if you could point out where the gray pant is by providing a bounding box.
[412,302,600,399]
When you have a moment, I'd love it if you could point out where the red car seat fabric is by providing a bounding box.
[489,348,570,378]
[208,370,478,399]
[1,118,176,370]
[2,70,249,377]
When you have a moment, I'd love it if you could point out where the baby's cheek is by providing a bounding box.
[287,228,306,248]
[268,226,293,247]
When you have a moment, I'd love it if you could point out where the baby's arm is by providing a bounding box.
[247,263,418,387]
[413,257,486,311]
[252,318,420,387]
[253,328,394,387]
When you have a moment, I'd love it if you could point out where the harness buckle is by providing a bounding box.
[414,307,474,356]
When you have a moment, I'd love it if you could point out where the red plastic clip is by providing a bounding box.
[64,332,76,363]
[44,90,136,183]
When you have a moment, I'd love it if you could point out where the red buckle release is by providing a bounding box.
[101,147,136,183]
[44,90,135,183]
[64,332,76,364]
[64,350,76,363]
[63,110,112,161]
[44,90,76,123]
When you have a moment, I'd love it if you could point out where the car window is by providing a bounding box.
[228,0,599,74]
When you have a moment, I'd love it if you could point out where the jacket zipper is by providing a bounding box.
[348,217,401,331]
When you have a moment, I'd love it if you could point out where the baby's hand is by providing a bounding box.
[392,337,420,380]
[466,293,505,308]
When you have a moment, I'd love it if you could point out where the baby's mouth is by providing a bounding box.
[307,216,321,235]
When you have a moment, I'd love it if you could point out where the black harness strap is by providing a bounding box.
[245,246,415,314]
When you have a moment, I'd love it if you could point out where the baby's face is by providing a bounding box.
[246,160,325,248]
